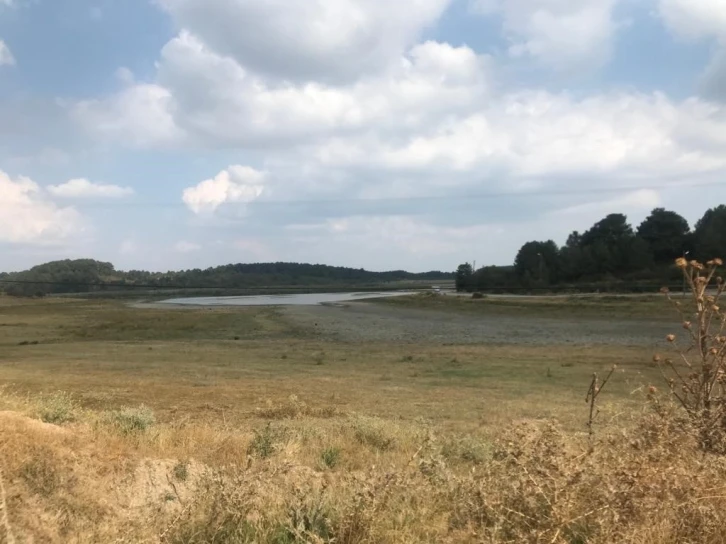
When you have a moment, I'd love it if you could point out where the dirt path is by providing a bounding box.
[280,301,671,347]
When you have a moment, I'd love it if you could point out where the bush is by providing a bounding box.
[441,435,491,464]
[352,417,397,452]
[172,460,189,482]
[247,424,288,459]
[107,405,156,434]
[656,258,726,451]
[320,447,341,469]
[38,391,78,425]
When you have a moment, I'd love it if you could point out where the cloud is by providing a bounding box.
[76,21,726,189]
[0,170,84,245]
[310,92,726,183]
[115,66,135,85]
[659,0,726,42]
[79,34,491,149]
[158,0,452,82]
[47,178,134,199]
[278,215,512,269]
[325,216,506,257]
[0,39,14,66]
[182,165,266,214]
[700,48,726,102]
[470,0,622,70]
[659,0,726,103]
[174,240,201,253]
[552,189,662,218]
[71,83,183,148]
[70,19,726,216]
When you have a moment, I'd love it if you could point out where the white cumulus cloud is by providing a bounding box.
[659,0,726,42]
[0,170,83,245]
[659,0,726,102]
[0,39,14,66]
[701,49,726,101]
[182,165,266,214]
[71,83,182,148]
[158,0,453,82]
[310,92,726,183]
[470,0,622,70]
[47,178,134,199]
[73,34,491,149]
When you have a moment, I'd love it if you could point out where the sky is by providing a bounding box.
[1,0,726,273]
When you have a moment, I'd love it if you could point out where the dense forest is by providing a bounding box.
[456,205,726,293]
[0,261,452,297]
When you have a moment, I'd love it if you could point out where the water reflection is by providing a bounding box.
[160,291,415,307]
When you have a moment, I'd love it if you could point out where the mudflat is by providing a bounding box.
[279,298,672,346]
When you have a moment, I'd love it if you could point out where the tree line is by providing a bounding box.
[0,259,452,297]
[456,205,726,293]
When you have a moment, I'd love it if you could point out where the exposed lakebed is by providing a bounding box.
[158,291,416,307]
[138,292,670,347]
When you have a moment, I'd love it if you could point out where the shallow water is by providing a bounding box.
[159,291,416,307]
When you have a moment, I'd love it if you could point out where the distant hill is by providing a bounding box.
[0,259,453,297]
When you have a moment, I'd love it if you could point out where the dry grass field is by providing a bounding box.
[1,292,725,543]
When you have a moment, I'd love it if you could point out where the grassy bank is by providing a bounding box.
[373,292,691,321]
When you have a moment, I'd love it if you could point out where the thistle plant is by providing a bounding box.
[657,257,726,451]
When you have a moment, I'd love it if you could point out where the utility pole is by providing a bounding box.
[472,260,476,292]
[537,253,544,284]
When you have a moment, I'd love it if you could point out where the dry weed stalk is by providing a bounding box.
[585,366,616,442]
[658,257,726,451]
[0,467,15,544]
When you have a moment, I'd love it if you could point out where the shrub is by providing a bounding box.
[172,460,189,482]
[107,405,156,434]
[656,257,726,451]
[38,391,78,425]
[247,424,288,459]
[441,436,491,464]
[320,447,341,469]
[352,417,396,452]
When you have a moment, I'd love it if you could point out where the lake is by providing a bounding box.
[159,291,416,307]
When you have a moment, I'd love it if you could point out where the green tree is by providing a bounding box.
[455,263,474,292]
[693,205,726,261]
[625,236,655,273]
[637,208,691,264]
[472,265,516,291]
[580,214,635,274]
[514,240,559,285]
[559,231,584,281]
